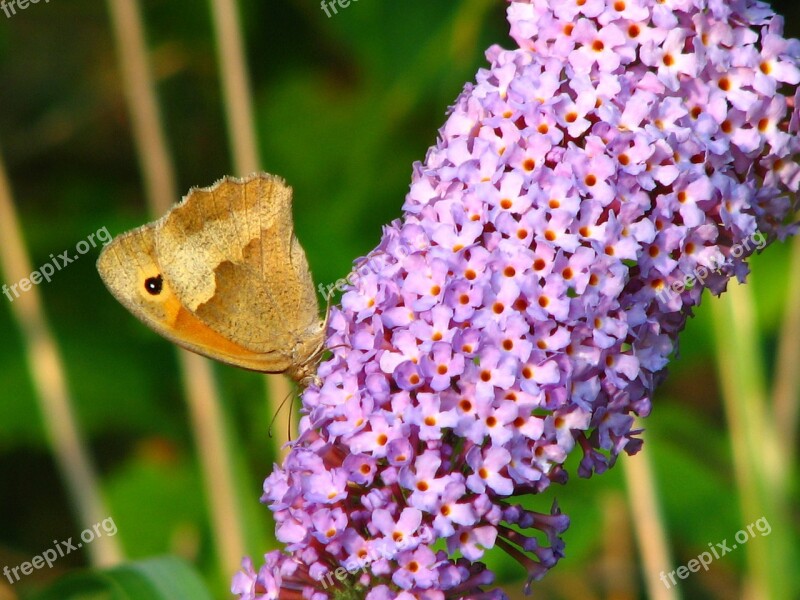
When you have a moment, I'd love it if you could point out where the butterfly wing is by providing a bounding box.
[154,173,323,372]
[97,225,277,370]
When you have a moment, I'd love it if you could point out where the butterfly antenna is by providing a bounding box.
[268,385,296,440]
[286,392,295,443]
[323,283,335,322]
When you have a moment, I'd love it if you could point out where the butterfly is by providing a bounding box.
[97,173,327,386]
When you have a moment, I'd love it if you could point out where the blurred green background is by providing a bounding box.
[0,1,798,599]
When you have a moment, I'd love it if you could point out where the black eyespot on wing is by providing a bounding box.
[145,275,164,296]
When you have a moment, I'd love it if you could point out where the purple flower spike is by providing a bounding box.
[234,1,800,598]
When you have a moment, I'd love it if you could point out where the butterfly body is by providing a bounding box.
[98,173,326,386]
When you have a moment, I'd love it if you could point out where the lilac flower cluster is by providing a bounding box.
[234,1,800,598]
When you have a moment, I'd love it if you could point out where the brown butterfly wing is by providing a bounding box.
[97,225,167,324]
[97,225,282,371]
[154,173,323,371]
